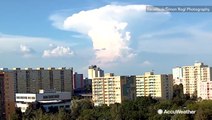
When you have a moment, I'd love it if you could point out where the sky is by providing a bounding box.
[1,0,212,76]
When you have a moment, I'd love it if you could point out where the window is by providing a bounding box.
[65,105,70,108]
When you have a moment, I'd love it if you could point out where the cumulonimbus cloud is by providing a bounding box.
[50,5,169,64]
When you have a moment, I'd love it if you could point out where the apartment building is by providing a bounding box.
[184,63,212,97]
[172,67,183,85]
[88,65,104,79]
[173,62,212,99]
[136,72,173,99]
[73,72,84,89]
[1,67,73,96]
[0,72,15,120]
[198,80,212,99]
[92,74,136,106]
[84,77,92,87]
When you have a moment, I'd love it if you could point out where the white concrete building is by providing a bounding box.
[88,65,104,79]
[16,90,71,112]
[172,67,183,85]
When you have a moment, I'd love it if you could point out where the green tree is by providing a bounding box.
[55,109,70,120]
[173,84,184,99]
[171,114,190,120]
[110,103,122,120]
[70,99,93,119]
[11,107,22,120]
[195,108,207,120]
[31,109,49,120]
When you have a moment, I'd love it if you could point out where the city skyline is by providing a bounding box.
[1,0,212,76]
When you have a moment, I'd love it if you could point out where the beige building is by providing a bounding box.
[136,72,173,99]
[198,80,212,99]
[88,65,104,79]
[92,74,136,106]
[5,67,73,95]
[184,63,212,98]
[0,67,73,119]
[173,62,212,98]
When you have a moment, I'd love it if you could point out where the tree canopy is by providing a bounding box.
[11,85,212,120]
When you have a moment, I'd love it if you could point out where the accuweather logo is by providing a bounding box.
[157,109,163,114]
[157,109,196,115]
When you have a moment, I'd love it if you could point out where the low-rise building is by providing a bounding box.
[16,90,71,112]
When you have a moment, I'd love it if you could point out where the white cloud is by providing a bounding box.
[50,5,169,64]
[49,14,66,30]
[20,44,35,57]
[0,33,75,57]
[43,46,74,58]
[141,60,152,66]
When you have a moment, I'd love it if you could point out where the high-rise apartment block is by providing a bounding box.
[92,74,136,106]
[136,72,173,99]
[0,72,15,120]
[172,62,212,99]
[172,67,183,85]
[182,62,210,96]
[1,67,73,95]
[0,67,73,119]
[88,65,104,79]
[15,67,73,95]
[73,72,84,89]
[83,78,92,87]
[198,80,212,99]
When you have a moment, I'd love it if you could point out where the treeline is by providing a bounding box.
[12,84,212,120]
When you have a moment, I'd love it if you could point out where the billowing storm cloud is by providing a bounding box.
[51,5,169,64]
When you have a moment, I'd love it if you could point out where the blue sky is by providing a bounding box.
[1,0,212,76]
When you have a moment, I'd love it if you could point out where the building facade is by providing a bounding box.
[73,72,84,89]
[136,72,173,99]
[172,67,183,85]
[183,63,212,97]
[173,62,212,99]
[92,74,136,106]
[11,67,73,95]
[88,65,104,79]
[0,72,15,120]
[16,90,71,112]
[198,81,212,99]
[83,78,92,87]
